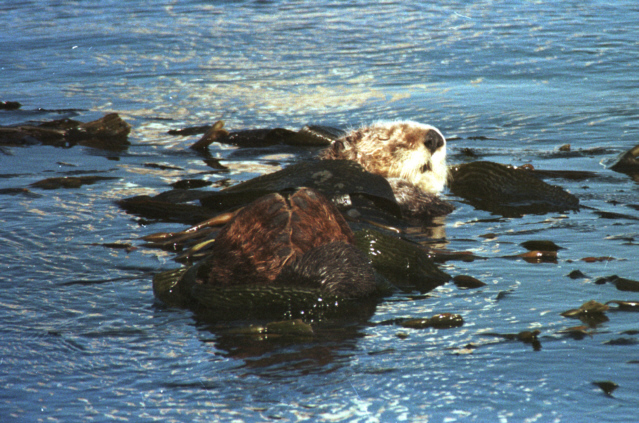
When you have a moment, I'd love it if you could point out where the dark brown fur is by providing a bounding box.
[275,241,378,299]
[194,188,355,287]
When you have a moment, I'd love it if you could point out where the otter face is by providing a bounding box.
[320,120,448,194]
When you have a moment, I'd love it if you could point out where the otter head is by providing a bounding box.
[320,120,448,194]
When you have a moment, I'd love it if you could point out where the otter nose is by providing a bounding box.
[424,129,445,153]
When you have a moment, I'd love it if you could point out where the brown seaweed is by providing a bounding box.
[449,161,579,217]
[610,144,639,177]
[452,275,486,289]
[31,176,118,190]
[0,113,131,150]
[400,313,464,329]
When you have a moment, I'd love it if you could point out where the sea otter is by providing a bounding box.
[319,121,453,217]
[156,121,452,314]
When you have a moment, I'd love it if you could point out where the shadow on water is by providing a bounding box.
[197,317,372,376]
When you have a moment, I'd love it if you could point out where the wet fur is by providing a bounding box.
[193,188,355,287]
[319,120,449,194]
[275,241,377,298]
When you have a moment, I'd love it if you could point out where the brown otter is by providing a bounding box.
[319,121,453,217]
[159,121,452,314]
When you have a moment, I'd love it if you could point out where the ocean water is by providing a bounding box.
[1,1,639,421]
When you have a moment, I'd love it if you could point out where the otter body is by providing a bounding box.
[188,121,451,298]
[179,188,379,304]
[141,120,583,317]
[162,121,452,315]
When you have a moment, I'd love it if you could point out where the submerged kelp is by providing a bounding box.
[449,161,580,217]
[354,228,450,292]
[153,265,383,322]
[145,185,395,322]
[610,144,639,179]
[0,113,131,150]
[149,211,448,322]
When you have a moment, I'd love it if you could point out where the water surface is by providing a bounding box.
[2,1,639,421]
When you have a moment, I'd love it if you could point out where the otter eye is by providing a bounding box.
[333,140,345,152]
[424,129,444,153]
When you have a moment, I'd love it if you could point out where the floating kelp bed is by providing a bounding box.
[448,161,580,217]
[116,122,608,325]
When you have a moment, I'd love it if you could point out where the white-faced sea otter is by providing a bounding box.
[173,121,451,308]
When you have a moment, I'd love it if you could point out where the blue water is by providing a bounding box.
[2,1,639,421]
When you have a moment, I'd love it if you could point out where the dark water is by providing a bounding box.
[2,1,639,421]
